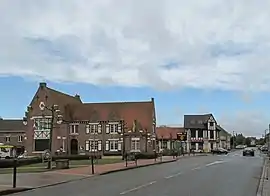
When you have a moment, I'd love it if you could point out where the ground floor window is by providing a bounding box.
[131,140,140,151]
[110,141,118,151]
[34,139,49,151]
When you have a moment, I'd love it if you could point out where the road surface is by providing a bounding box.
[11,151,264,196]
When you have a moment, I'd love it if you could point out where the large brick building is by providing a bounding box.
[23,83,157,156]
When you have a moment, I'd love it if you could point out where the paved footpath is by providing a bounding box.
[0,155,185,194]
[47,156,176,176]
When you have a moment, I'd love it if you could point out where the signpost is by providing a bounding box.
[176,132,187,155]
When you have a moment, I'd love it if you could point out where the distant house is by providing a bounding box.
[184,114,220,152]
[216,125,231,150]
[0,118,26,155]
[156,126,185,152]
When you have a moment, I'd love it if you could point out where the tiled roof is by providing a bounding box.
[156,126,184,140]
[184,113,215,129]
[0,119,25,132]
[64,100,155,132]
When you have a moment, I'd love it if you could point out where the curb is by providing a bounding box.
[257,157,268,196]
[99,159,177,175]
[0,188,33,196]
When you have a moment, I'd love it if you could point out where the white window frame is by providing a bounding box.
[34,117,51,131]
[131,138,140,152]
[18,135,23,142]
[5,136,10,143]
[109,124,118,134]
[85,140,99,151]
[109,140,118,151]
[70,124,79,134]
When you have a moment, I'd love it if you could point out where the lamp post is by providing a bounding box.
[23,103,63,169]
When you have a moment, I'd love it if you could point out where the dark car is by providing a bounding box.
[243,148,255,156]
[212,148,228,155]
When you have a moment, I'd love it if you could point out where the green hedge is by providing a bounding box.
[52,154,102,161]
[0,155,102,168]
[0,157,42,168]
[125,152,158,160]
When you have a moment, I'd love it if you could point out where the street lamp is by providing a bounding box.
[23,103,63,169]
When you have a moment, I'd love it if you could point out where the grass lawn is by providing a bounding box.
[0,158,123,174]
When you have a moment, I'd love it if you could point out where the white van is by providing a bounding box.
[0,144,15,159]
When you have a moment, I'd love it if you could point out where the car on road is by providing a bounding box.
[243,147,255,156]
[212,148,228,155]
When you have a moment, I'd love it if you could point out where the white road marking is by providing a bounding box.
[164,172,182,179]
[120,181,157,195]
[205,160,225,167]
[192,166,201,170]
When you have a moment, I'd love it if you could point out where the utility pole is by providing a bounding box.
[268,124,270,156]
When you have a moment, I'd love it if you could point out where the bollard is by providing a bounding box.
[13,159,17,188]
[125,154,128,167]
[91,155,95,174]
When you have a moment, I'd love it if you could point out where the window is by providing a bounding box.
[191,130,196,138]
[131,139,140,151]
[34,118,51,130]
[209,122,214,126]
[161,141,167,149]
[110,141,118,151]
[198,131,203,138]
[34,139,49,151]
[85,140,98,151]
[86,124,98,134]
[210,131,214,139]
[5,136,10,143]
[18,135,23,142]
[110,124,118,133]
[70,124,79,134]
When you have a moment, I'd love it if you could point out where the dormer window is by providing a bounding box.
[209,122,214,126]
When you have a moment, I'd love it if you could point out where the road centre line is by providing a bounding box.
[205,160,225,167]
[164,172,182,179]
[192,166,201,170]
[120,181,157,195]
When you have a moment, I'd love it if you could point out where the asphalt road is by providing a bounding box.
[11,151,264,196]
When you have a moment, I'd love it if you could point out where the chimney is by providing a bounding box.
[39,82,47,89]
[75,94,80,100]
[151,97,154,102]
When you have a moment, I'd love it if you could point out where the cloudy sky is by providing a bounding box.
[1,0,270,137]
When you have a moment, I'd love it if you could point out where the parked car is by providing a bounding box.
[243,148,255,156]
[212,148,228,154]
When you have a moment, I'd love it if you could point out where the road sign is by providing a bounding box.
[177,133,187,141]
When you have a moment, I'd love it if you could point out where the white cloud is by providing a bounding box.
[219,110,268,138]
[1,0,270,91]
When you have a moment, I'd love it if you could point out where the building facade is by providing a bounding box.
[23,83,157,156]
[217,125,231,150]
[156,126,185,153]
[184,114,220,152]
[0,118,26,155]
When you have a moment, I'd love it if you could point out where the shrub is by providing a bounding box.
[52,154,102,161]
[0,157,42,168]
[133,152,158,160]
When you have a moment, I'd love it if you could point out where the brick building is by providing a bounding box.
[23,83,157,156]
[0,118,26,155]
[156,126,186,153]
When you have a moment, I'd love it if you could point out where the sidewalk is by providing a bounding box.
[46,156,177,176]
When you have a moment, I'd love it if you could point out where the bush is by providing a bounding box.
[52,154,102,161]
[162,149,179,156]
[133,152,158,160]
[0,157,42,168]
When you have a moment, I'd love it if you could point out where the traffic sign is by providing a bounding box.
[177,132,187,141]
